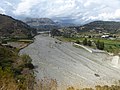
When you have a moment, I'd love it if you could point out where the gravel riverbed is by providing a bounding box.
[20,35,120,90]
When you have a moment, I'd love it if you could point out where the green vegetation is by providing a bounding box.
[95,40,104,50]
[0,45,35,90]
[83,38,88,45]
[67,85,120,90]
[81,38,104,50]
[57,36,120,54]
[87,40,92,46]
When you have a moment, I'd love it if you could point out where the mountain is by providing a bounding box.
[76,21,120,33]
[24,18,58,31]
[55,22,75,27]
[0,14,36,38]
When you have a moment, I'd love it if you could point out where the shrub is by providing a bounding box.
[87,40,92,46]
[96,40,104,50]
[83,38,87,45]
[75,40,80,44]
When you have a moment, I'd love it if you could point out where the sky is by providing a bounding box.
[0,0,120,24]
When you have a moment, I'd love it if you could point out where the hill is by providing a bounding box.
[75,21,120,34]
[24,18,58,31]
[0,14,36,39]
[0,44,35,90]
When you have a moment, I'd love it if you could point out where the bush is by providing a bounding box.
[25,63,34,69]
[2,40,7,44]
[83,38,87,45]
[87,40,92,46]
[96,40,104,50]
[21,54,32,63]
[0,46,35,90]
[75,40,80,44]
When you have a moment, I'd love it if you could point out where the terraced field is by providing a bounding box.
[20,35,120,90]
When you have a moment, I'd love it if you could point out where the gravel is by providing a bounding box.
[20,35,120,90]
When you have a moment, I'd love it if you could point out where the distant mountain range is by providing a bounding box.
[1,14,120,38]
[70,21,120,34]
[24,18,58,31]
[24,17,120,34]
[24,18,76,31]
[0,14,36,38]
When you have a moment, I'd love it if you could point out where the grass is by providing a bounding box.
[57,36,120,54]
[0,45,35,90]
[18,39,33,43]
[67,85,120,90]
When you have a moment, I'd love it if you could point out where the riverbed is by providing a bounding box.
[20,35,120,90]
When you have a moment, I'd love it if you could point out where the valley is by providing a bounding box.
[20,35,120,90]
[1,13,120,90]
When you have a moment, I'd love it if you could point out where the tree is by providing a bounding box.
[51,29,61,37]
[83,38,87,45]
[99,41,104,50]
[96,40,100,49]
[87,40,92,46]
[96,40,104,50]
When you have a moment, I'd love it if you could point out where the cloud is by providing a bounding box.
[4,1,12,6]
[87,9,120,22]
[0,0,16,16]
[1,0,120,24]
[13,0,40,16]
[0,7,5,14]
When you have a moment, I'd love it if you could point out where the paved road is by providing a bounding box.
[20,35,120,90]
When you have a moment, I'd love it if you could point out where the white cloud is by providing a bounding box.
[1,0,120,24]
[13,0,40,15]
[87,9,120,21]
[0,7,5,14]
[4,1,12,6]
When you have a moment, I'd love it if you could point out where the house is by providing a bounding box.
[101,35,109,38]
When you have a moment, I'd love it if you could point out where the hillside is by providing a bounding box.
[24,18,58,31]
[75,21,120,33]
[0,14,36,38]
[0,44,35,90]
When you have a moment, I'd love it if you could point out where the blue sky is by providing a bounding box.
[0,0,120,24]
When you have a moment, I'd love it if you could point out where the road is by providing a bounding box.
[20,35,120,90]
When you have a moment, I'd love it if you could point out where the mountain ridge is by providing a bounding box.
[69,20,120,34]
[24,18,58,31]
[0,14,36,38]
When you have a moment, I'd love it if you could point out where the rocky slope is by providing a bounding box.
[24,18,58,31]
